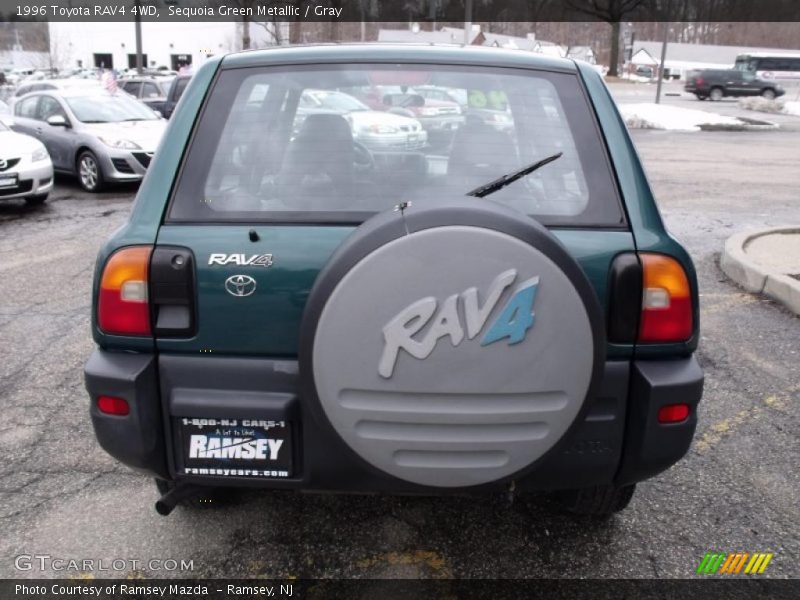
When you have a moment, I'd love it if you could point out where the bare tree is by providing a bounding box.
[218,0,256,49]
[28,25,72,74]
[252,20,285,46]
[566,0,648,76]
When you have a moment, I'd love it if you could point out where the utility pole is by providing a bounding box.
[655,22,668,104]
[134,0,144,74]
[464,0,473,45]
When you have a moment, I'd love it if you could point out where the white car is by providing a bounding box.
[298,90,427,151]
[0,119,54,205]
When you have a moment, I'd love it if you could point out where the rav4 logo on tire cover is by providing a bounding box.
[379,269,539,378]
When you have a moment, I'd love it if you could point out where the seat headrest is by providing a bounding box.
[297,113,352,141]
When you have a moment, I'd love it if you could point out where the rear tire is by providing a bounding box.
[695,94,707,101]
[709,87,724,102]
[154,478,230,509]
[77,150,105,193]
[24,194,48,206]
[761,88,776,100]
[557,484,636,517]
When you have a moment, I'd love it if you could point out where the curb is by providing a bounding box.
[720,227,800,316]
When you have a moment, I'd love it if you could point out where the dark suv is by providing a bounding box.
[685,68,785,101]
[85,45,703,517]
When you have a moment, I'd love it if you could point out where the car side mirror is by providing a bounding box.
[47,114,68,127]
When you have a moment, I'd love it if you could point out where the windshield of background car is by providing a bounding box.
[169,64,624,227]
[65,93,159,123]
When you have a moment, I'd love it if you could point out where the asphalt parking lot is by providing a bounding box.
[0,91,798,579]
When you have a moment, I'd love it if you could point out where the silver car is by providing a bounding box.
[12,78,100,101]
[11,89,167,192]
[0,118,54,204]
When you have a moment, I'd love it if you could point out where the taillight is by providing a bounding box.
[695,77,704,86]
[97,246,152,336]
[638,254,693,343]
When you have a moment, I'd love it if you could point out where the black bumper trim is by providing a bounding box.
[84,350,168,479]
[84,350,703,492]
[615,357,704,486]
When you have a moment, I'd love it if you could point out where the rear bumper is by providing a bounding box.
[85,350,702,493]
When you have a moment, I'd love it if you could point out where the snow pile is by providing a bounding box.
[738,97,800,117]
[783,101,800,116]
[619,103,742,132]
[737,97,785,114]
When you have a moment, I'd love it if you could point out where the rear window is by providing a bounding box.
[169,64,623,227]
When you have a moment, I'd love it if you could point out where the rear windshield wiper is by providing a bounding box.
[466,151,563,198]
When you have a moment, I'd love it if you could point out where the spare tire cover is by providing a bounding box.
[301,201,604,488]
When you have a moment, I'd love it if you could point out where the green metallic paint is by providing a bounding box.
[154,225,353,356]
[221,44,577,74]
[92,46,696,361]
[91,56,222,351]
[576,61,700,356]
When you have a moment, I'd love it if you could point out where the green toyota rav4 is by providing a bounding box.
[85,45,703,516]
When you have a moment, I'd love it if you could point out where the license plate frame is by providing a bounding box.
[178,417,293,479]
[0,174,17,188]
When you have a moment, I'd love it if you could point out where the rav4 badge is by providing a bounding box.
[209,253,273,267]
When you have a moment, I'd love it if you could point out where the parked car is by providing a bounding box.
[684,69,785,101]
[297,90,427,151]
[85,45,702,517]
[13,78,100,100]
[412,84,467,107]
[119,76,175,115]
[381,90,464,133]
[0,118,53,205]
[11,89,166,192]
[160,74,191,119]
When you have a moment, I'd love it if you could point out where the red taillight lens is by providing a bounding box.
[696,77,704,86]
[638,254,693,343]
[97,246,152,336]
[658,403,690,423]
[97,395,130,416]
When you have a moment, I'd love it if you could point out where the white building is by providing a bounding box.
[48,21,283,73]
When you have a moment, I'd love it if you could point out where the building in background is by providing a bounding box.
[47,21,285,73]
[377,25,597,64]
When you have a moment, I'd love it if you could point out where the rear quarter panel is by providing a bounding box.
[91,57,222,351]
[576,61,700,357]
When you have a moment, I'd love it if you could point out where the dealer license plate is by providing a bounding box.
[179,417,292,478]
[0,175,17,188]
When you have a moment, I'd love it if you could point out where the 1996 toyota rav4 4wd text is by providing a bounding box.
[85,45,703,516]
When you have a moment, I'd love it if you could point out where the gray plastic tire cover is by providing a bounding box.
[312,225,594,487]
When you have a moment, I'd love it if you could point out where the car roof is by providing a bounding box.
[29,88,124,99]
[18,78,99,88]
[221,43,577,73]
[122,76,170,82]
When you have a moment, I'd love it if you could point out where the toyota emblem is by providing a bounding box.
[224,274,257,297]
